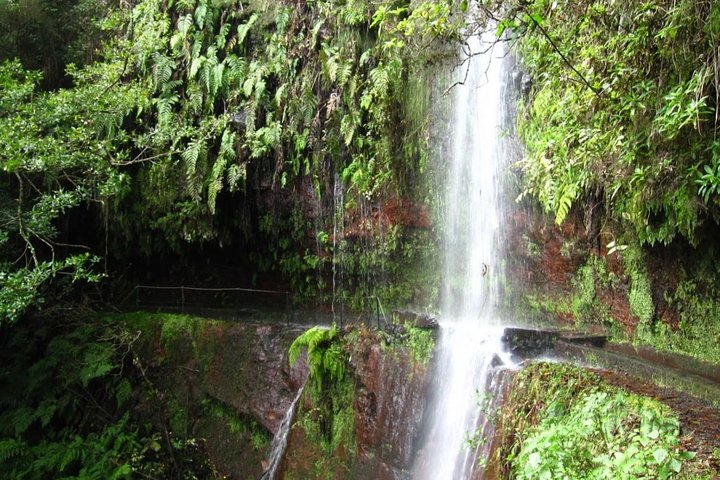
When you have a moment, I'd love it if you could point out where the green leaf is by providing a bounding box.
[652,447,668,464]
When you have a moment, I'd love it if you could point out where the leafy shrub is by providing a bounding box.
[515,391,692,479]
[499,363,700,479]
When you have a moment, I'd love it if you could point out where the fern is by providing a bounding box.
[176,0,197,11]
[155,94,178,128]
[152,53,175,93]
[226,163,246,192]
[210,62,225,99]
[236,13,258,47]
[289,326,329,366]
[200,48,218,96]
[554,184,576,225]
[369,65,390,99]
[177,14,194,37]
[10,407,35,436]
[80,343,115,387]
[219,128,236,159]
[224,54,246,78]
[189,55,204,80]
[215,23,231,50]
[207,129,235,214]
[288,326,345,399]
[340,113,357,146]
[0,438,27,463]
[59,435,85,471]
[337,60,353,87]
[186,85,204,115]
[194,1,208,29]
[207,153,226,215]
[182,137,207,198]
[35,400,57,428]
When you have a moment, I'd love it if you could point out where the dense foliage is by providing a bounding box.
[498,362,706,479]
[503,0,720,247]
[0,314,219,479]
[0,0,462,325]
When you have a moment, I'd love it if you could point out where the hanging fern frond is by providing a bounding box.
[177,14,194,38]
[189,55,204,80]
[337,59,353,88]
[215,23,231,50]
[210,62,225,99]
[219,128,237,160]
[155,94,178,128]
[182,137,207,198]
[237,13,259,48]
[207,154,227,215]
[186,85,204,115]
[369,65,390,99]
[554,183,576,225]
[176,0,197,12]
[194,2,208,29]
[227,163,246,192]
[224,55,247,86]
[0,438,28,463]
[288,326,345,401]
[340,113,356,147]
[152,53,175,93]
[208,128,237,213]
[59,435,85,471]
[200,47,219,97]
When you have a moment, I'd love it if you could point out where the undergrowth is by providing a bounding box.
[497,362,710,479]
[0,313,218,479]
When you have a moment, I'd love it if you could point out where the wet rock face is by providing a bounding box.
[201,323,308,434]
[392,309,439,330]
[139,319,308,480]
[348,331,432,478]
[279,327,433,480]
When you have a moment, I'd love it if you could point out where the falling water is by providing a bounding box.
[414,25,513,480]
[261,385,305,480]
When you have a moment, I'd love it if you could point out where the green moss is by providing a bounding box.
[201,396,270,451]
[570,255,619,333]
[639,279,720,364]
[622,245,655,328]
[403,327,435,366]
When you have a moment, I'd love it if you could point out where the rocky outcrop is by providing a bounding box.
[279,326,434,479]
[133,315,307,480]
[349,332,431,478]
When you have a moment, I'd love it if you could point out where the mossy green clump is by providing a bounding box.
[402,326,435,367]
[285,326,358,479]
[639,278,720,365]
[288,326,356,455]
[622,245,655,329]
[498,362,706,479]
[570,255,620,334]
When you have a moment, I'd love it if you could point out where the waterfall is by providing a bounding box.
[414,24,513,480]
[261,385,304,480]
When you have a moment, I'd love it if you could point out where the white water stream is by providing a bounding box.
[261,385,305,480]
[414,26,513,480]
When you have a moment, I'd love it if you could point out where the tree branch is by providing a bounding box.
[523,10,602,96]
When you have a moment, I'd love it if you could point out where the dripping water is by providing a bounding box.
[260,385,305,480]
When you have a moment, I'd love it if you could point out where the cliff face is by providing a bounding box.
[130,313,437,480]
[129,313,308,480]
[350,336,430,477]
[280,326,434,479]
